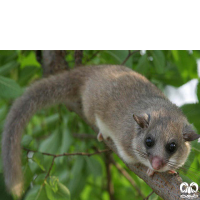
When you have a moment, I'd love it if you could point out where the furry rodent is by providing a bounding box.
[2,65,199,196]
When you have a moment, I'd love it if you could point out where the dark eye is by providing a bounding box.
[145,137,154,148]
[166,142,176,153]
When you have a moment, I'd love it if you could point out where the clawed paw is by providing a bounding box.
[147,168,155,176]
[168,170,177,175]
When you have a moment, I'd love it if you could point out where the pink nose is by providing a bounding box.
[151,156,163,170]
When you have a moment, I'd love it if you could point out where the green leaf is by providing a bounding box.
[20,51,40,68]
[39,130,61,154]
[23,163,34,191]
[34,174,47,185]
[0,156,2,173]
[135,54,150,75]
[0,105,7,122]
[152,61,184,87]
[181,103,200,132]
[68,157,87,198]
[60,128,73,153]
[49,176,59,192]
[107,50,128,62]
[32,114,59,137]
[45,177,70,200]
[85,157,102,177]
[108,50,133,67]
[19,66,40,86]
[28,160,42,174]
[193,50,200,59]
[0,76,23,99]
[197,80,200,101]
[68,172,87,199]
[25,185,48,200]
[150,50,165,74]
[180,174,193,185]
[171,50,197,80]
[32,153,45,171]
[71,157,85,175]
[21,135,33,147]
[149,193,159,200]
[0,61,19,75]
[0,50,16,56]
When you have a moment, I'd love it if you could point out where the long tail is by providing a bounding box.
[2,69,85,197]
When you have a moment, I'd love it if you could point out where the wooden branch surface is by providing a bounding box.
[74,50,83,66]
[41,50,69,76]
[41,50,200,200]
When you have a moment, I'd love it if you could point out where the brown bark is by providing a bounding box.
[39,50,69,76]
[105,153,115,200]
[74,50,83,66]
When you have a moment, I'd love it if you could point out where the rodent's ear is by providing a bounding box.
[183,130,200,141]
[133,113,150,129]
[183,125,200,141]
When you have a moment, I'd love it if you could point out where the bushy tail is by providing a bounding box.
[2,69,85,197]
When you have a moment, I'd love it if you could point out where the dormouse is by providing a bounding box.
[2,65,200,196]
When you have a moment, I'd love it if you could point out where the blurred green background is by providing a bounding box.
[0,50,200,200]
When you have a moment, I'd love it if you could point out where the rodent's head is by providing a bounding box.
[132,110,200,173]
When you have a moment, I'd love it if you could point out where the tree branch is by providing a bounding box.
[84,50,100,64]
[24,147,111,184]
[35,50,42,64]
[105,153,115,200]
[40,50,69,76]
[74,50,83,67]
[121,50,140,65]
[23,147,111,158]
[73,133,96,139]
[144,191,154,200]
[43,156,56,183]
[103,138,200,200]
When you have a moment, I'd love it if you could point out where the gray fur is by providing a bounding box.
[2,65,199,196]
[2,67,89,196]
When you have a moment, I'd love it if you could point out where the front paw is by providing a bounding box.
[147,168,155,176]
[97,132,103,142]
[168,170,177,175]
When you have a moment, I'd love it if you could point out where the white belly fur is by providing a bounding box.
[95,116,136,164]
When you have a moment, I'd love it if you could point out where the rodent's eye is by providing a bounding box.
[145,137,154,148]
[166,142,176,153]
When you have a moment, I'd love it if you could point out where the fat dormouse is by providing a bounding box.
[2,65,200,196]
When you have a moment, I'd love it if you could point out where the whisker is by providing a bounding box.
[118,146,200,177]
[167,161,200,178]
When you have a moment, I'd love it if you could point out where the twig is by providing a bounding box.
[74,50,83,67]
[23,147,111,158]
[35,50,42,64]
[121,50,140,65]
[43,156,56,184]
[143,191,154,200]
[105,153,115,200]
[110,158,145,198]
[73,133,96,139]
[84,50,100,63]
[24,147,111,185]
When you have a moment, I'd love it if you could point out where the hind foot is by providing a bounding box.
[97,132,103,142]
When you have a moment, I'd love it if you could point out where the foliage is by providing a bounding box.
[0,50,200,200]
